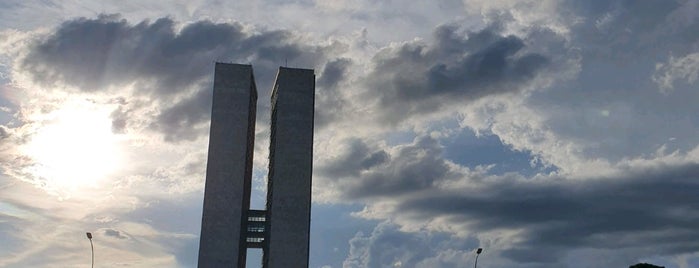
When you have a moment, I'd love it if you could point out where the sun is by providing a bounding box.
[22,99,124,196]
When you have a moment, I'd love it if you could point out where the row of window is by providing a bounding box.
[248,226,265,232]
[248,216,265,222]
[246,237,264,243]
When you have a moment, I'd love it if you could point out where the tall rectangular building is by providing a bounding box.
[198,63,257,267]
[198,64,314,268]
[263,67,315,268]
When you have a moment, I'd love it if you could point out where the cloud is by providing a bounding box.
[315,134,699,265]
[315,58,353,128]
[108,101,128,134]
[0,125,9,140]
[446,0,699,176]
[21,14,242,94]
[3,2,699,267]
[16,14,337,142]
[393,162,699,264]
[317,138,389,179]
[343,221,479,268]
[362,24,550,124]
[103,228,130,239]
[317,136,467,201]
[654,52,699,93]
[565,0,694,60]
[150,86,213,142]
[318,57,352,89]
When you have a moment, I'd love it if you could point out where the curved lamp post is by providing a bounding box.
[86,232,94,268]
[474,248,483,268]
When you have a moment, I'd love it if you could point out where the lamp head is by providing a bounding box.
[476,248,482,254]
[86,232,92,239]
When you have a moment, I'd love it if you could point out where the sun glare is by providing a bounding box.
[22,100,123,196]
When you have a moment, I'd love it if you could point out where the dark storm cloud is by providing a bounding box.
[151,86,213,142]
[315,58,352,128]
[19,14,308,94]
[317,135,699,265]
[318,138,388,178]
[393,164,699,263]
[320,136,460,199]
[102,228,129,239]
[317,58,352,89]
[19,14,335,141]
[427,36,547,94]
[365,24,549,123]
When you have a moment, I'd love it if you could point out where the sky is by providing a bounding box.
[1,0,699,267]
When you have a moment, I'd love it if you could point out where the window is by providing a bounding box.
[247,226,265,232]
[248,216,265,222]
[246,237,264,243]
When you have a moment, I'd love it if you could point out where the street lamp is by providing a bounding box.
[474,248,483,268]
[86,232,94,268]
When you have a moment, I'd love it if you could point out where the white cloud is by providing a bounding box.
[654,52,699,93]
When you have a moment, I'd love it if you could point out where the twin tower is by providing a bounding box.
[198,63,315,267]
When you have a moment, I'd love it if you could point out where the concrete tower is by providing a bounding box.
[198,63,257,267]
[263,67,315,268]
[198,63,315,268]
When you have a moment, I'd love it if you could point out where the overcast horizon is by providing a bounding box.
[1,1,699,267]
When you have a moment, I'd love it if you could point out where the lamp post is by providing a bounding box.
[86,232,94,268]
[474,248,482,268]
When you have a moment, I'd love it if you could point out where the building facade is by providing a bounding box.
[263,67,315,267]
[198,63,315,268]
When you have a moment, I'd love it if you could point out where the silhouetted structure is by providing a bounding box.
[198,63,315,268]
[630,263,664,268]
[263,67,315,268]
[198,64,257,267]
